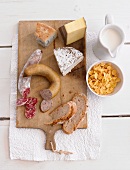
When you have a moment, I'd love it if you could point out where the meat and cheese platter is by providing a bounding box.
[16,18,88,153]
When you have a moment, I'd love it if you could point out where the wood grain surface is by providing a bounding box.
[1,0,130,169]
[17,20,87,150]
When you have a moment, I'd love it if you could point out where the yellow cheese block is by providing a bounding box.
[61,17,86,45]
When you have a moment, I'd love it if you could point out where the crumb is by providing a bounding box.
[69,91,72,94]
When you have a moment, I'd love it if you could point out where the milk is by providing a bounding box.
[101,28,122,52]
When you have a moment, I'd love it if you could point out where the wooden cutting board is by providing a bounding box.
[16,20,87,150]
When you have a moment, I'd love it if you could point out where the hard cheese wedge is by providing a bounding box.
[59,17,86,45]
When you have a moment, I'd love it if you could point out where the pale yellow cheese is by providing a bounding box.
[64,17,86,45]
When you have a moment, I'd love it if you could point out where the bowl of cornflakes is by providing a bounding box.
[86,61,124,97]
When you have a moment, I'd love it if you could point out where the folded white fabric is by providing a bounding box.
[9,33,102,161]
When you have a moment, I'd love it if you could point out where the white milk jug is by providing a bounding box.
[93,14,125,60]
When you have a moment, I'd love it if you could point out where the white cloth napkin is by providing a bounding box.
[9,33,102,161]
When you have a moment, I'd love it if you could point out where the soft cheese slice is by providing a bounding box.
[35,22,57,47]
[59,17,86,45]
[54,47,84,76]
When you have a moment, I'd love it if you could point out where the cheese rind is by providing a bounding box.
[35,22,57,47]
[54,47,84,76]
[59,18,86,45]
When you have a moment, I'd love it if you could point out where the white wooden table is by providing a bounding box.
[1,0,130,169]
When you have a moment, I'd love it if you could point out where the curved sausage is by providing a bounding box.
[24,64,61,98]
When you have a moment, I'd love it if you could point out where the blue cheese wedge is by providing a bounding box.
[54,47,84,76]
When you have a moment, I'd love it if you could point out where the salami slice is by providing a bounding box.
[16,98,28,106]
[25,98,37,119]
[26,97,38,105]
[40,89,52,100]
[40,99,53,112]
[25,104,36,111]
[23,88,30,98]
[25,107,36,119]
[17,95,38,119]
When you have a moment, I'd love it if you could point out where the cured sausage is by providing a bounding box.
[24,64,60,98]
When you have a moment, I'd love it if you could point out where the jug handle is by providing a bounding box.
[105,14,114,25]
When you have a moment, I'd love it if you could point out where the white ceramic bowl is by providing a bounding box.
[86,61,124,97]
